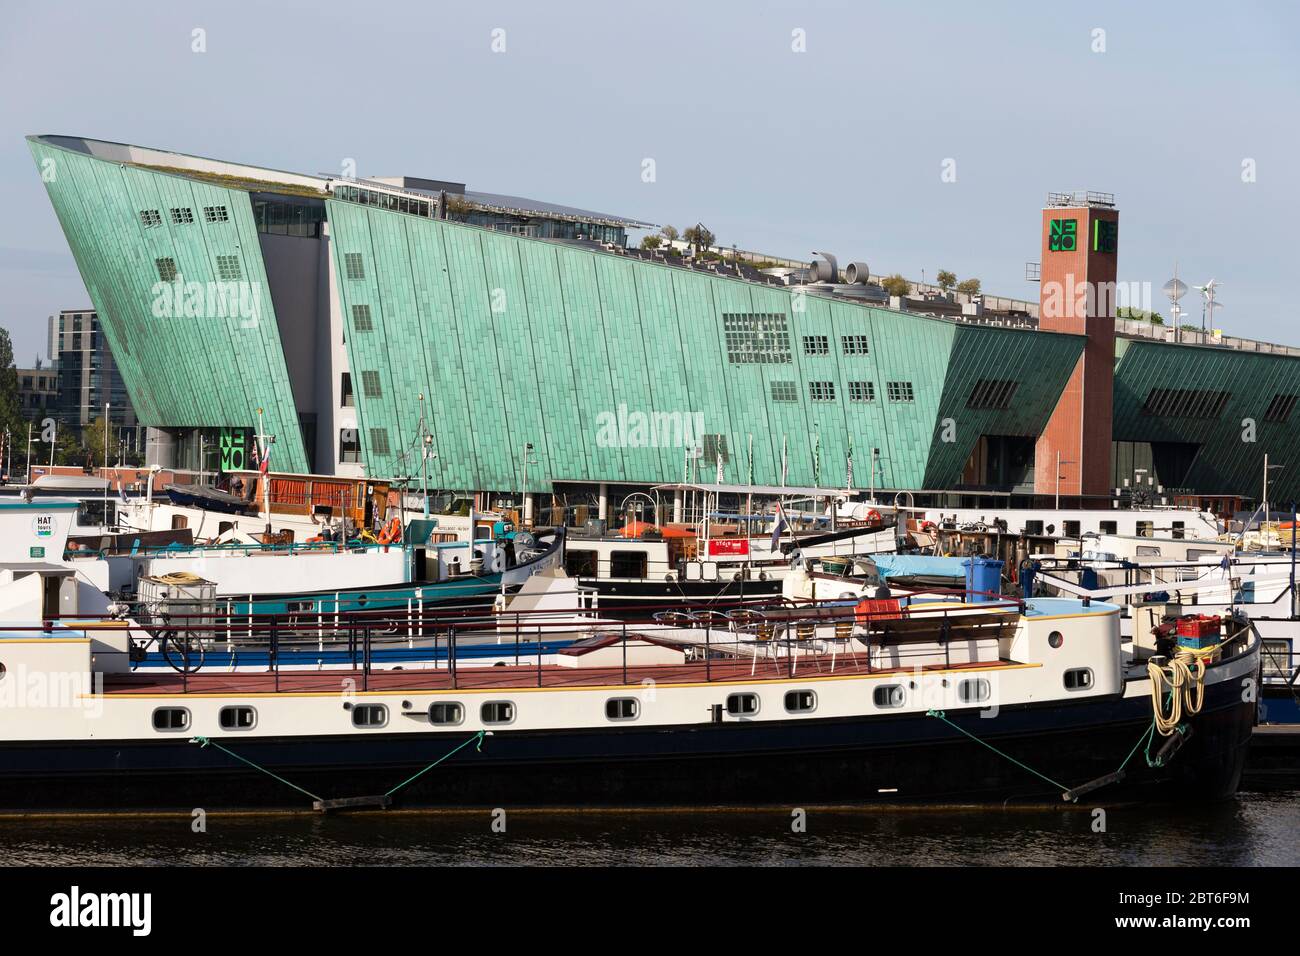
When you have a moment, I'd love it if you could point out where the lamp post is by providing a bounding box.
[519,442,537,527]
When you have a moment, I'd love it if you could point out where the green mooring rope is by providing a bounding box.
[925,709,1069,793]
[190,735,323,802]
[384,731,486,798]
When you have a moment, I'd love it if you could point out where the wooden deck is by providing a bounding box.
[101,654,1011,696]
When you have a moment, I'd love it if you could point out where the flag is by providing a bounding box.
[812,432,821,487]
[770,502,787,551]
[781,435,788,487]
[259,440,272,475]
[715,451,723,485]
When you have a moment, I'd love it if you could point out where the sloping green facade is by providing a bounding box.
[326,199,1085,491]
[28,138,309,472]
[1114,339,1300,501]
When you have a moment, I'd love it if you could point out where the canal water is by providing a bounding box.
[2,791,1296,866]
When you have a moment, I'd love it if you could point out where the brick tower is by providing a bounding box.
[1034,191,1119,500]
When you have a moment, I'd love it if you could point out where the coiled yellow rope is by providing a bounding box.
[1148,645,1217,736]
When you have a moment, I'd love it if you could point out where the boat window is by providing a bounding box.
[1064,668,1094,691]
[1023,520,1044,536]
[565,549,597,577]
[610,550,648,578]
[351,704,388,728]
[873,684,905,708]
[429,701,464,725]
[958,679,991,704]
[1136,521,1154,538]
[219,706,256,731]
[1187,549,1217,562]
[784,689,816,713]
[1136,546,1161,557]
[1048,631,1064,648]
[171,515,188,530]
[726,693,759,716]
[1172,521,1185,540]
[605,698,639,721]
[1099,521,1117,534]
[152,707,191,732]
[481,701,515,725]
[1262,639,1292,679]
[1063,521,1080,537]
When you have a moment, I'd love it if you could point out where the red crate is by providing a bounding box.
[856,598,902,625]
[1175,615,1221,640]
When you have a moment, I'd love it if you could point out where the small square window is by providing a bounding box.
[203,205,230,223]
[886,381,914,403]
[808,381,836,402]
[360,370,382,398]
[170,207,194,225]
[802,335,829,355]
[352,304,373,331]
[841,335,870,355]
[155,257,178,282]
[139,209,162,228]
[215,255,241,281]
[344,252,365,280]
[848,381,875,403]
[770,381,797,402]
[369,428,390,456]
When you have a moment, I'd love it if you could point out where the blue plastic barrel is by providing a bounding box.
[961,558,1004,603]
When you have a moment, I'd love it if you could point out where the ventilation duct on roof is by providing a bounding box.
[808,251,839,283]
[844,262,871,284]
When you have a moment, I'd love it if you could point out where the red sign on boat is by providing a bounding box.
[708,539,750,557]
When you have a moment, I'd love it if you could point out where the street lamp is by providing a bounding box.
[519,442,538,527]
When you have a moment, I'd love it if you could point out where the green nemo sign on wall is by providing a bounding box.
[1093,219,1118,253]
[219,429,248,472]
[1048,218,1078,252]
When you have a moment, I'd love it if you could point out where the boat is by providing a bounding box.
[0,577,1259,811]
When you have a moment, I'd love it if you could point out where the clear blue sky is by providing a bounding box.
[1,0,1297,363]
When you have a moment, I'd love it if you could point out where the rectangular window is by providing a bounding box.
[339,427,360,463]
[605,698,639,721]
[351,704,388,727]
[886,381,914,403]
[841,334,870,355]
[1262,639,1293,679]
[702,433,728,464]
[139,209,162,228]
[848,381,875,403]
[770,381,797,402]
[429,702,464,725]
[565,549,597,577]
[722,312,791,365]
[352,304,373,331]
[1141,387,1230,420]
[481,701,515,724]
[369,428,390,456]
[784,690,816,713]
[360,370,382,398]
[155,257,178,282]
[340,373,354,408]
[344,252,365,281]
[1063,520,1080,537]
[967,379,1019,410]
[957,679,991,704]
[215,255,241,281]
[203,205,230,223]
[219,706,256,730]
[802,334,829,355]
[873,684,905,708]
[1064,668,1094,691]
[1265,394,1297,423]
[610,550,648,578]
[169,207,194,225]
[151,707,190,732]
[1099,521,1117,534]
[726,693,759,716]
[808,381,836,402]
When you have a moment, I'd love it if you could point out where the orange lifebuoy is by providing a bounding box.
[867,508,882,526]
[377,518,402,546]
[920,520,936,533]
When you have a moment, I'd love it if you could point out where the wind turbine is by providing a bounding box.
[1193,279,1222,337]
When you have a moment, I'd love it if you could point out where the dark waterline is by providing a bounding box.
[2,792,1296,866]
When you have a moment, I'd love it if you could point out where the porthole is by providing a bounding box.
[152,707,190,732]
[218,705,256,731]
[351,703,388,728]
[784,689,816,713]
[1048,630,1064,649]
[958,678,991,704]
[726,693,759,716]
[873,684,905,709]
[0,662,6,681]
[481,701,515,724]
[605,697,639,721]
[429,701,464,725]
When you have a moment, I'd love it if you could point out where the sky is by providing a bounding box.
[1,0,1297,364]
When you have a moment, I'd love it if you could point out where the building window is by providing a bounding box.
[360,370,382,398]
[219,706,256,730]
[203,205,230,223]
[155,257,178,282]
[967,379,1019,410]
[151,707,190,732]
[481,701,515,724]
[1141,387,1230,420]
[726,693,759,716]
[339,427,360,463]
[808,381,836,402]
[369,428,390,456]
[784,689,816,713]
[169,207,195,225]
[873,684,905,708]
[352,304,373,331]
[802,334,829,355]
[886,381,914,403]
[1264,394,1297,423]
[1099,521,1117,534]
[848,381,875,403]
[215,255,241,281]
[605,698,639,721]
[1262,639,1293,679]
[841,334,870,355]
[340,373,354,408]
[958,679,991,704]
[1063,520,1080,537]
[429,701,464,725]
[702,433,729,465]
[770,381,797,402]
[344,252,365,280]
[1064,668,1094,691]
[351,703,388,727]
[139,209,162,228]
[722,312,791,365]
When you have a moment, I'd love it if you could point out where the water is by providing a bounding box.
[2,792,1296,866]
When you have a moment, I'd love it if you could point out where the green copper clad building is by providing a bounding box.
[28,135,1300,506]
